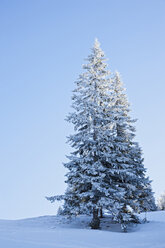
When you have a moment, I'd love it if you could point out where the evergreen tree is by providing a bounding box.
[47,39,154,230]
[107,72,155,230]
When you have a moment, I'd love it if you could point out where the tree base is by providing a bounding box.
[121,223,127,232]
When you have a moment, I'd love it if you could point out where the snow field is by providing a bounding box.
[0,211,165,248]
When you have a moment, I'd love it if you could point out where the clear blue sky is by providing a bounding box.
[0,0,165,219]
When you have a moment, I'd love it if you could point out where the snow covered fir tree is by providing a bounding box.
[47,39,155,231]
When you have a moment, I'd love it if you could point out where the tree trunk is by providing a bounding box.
[90,208,100,229]
[99,207,103,218]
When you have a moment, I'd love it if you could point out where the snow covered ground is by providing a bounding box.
[0,211,165,248]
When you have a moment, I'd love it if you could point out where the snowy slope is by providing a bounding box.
[0,211,165,248]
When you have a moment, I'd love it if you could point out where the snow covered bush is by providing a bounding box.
[157,192,165,210]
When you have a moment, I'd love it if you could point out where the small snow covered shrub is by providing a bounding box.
[157,192,165,210]
[57,206,64,216]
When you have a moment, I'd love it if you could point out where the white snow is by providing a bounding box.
[0,211,165,248]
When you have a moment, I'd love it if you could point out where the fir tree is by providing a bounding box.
[47,39,154,230]
[107,72,155,230]
[63,39,118,228]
